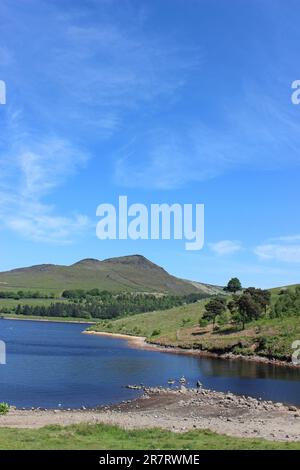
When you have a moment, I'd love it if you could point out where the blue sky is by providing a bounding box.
[0,0,300,288]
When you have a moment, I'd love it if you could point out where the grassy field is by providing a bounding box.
[89,298,300,361]
[270,284,300,296]
[0,423,299,450]
[90,301,206,338]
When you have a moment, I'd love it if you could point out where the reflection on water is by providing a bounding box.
[0,319,299,408]
[199,356,300,381]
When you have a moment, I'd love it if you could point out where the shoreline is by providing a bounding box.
[1,387,299,442]
[2,317,298,368]
[83,330,146,347]
[0,322,299,441]
[85,329,300,369]
[2,316,95,325]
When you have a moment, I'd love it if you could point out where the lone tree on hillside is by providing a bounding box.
[203,297,227,330]
[224,277,242,293]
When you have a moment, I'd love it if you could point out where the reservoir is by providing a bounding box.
[0,319,299,409]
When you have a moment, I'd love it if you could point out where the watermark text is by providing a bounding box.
[291,80,300,105]
[96,196,204,251]
[0,80,6,105]
[292,340,300,365]
[0,341,6,365]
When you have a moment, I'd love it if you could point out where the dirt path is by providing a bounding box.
[1,387,299,442]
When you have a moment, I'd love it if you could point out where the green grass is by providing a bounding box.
[89,298,300,361]
[0,423,299,450]
[270,284,300,301]
[89,301,206,339]
[0,256,206,296]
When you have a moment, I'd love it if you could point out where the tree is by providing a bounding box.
[244,288,271,314]
[272,287,300,318]
[227,294,239,315]
[225,277,242,293]
[226,287,271,329]
[203,297,227,330]
[236,292,263,329]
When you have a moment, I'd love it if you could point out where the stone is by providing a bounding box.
[288,406,297,412]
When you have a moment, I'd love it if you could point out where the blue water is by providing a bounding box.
[0,319,299,408]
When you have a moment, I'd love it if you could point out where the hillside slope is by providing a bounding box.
[89,297,300,362]
[0,255,221,296]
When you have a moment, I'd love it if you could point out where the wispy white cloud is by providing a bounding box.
[58,23,197,109]
[254,236,300,263]
[0,0,200,136]
[254,244,300,263]
[17,138,88,197]
[269,234,300,242]
[114,87,300,189]
[0,0,203,244]
[6,211,90,244]
[0,122,91,243]
[209,240,242,256]
[114,126,235,189]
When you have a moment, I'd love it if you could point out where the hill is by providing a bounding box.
[0,255,221,296]
[89,284,300,362]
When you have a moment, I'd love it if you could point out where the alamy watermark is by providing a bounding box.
[291,80,300,105]
[0,80,6,105]
[96,196,204,251]
[0,82,8,364]
[0,341,6,365]
[292,340,300,366]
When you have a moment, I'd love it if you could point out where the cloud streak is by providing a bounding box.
[114,88,300,189]
[0,119,91,243]
[209,240,242,256]
[0,0,202,243]
[254,243,300,263]
[254,234,300,263]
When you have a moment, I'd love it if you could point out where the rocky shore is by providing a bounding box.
[1,386,299,442]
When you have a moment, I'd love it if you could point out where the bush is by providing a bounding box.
[199,318,208,328]
[151,329,161,337]
[217,311,232,326]
[0,403,9,415]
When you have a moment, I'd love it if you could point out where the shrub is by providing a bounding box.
[151,329,161,337]
[217,311,232,326]
[0,403,9,415]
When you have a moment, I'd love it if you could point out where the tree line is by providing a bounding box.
[9,291,209,320]
[202,278,272,330]
[0,290,55,299]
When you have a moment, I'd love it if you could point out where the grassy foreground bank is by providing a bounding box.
[0,423,299,450]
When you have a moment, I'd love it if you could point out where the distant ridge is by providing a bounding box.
[103,254,167,271]
[72,258,101,267]
[0,255,222,296]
